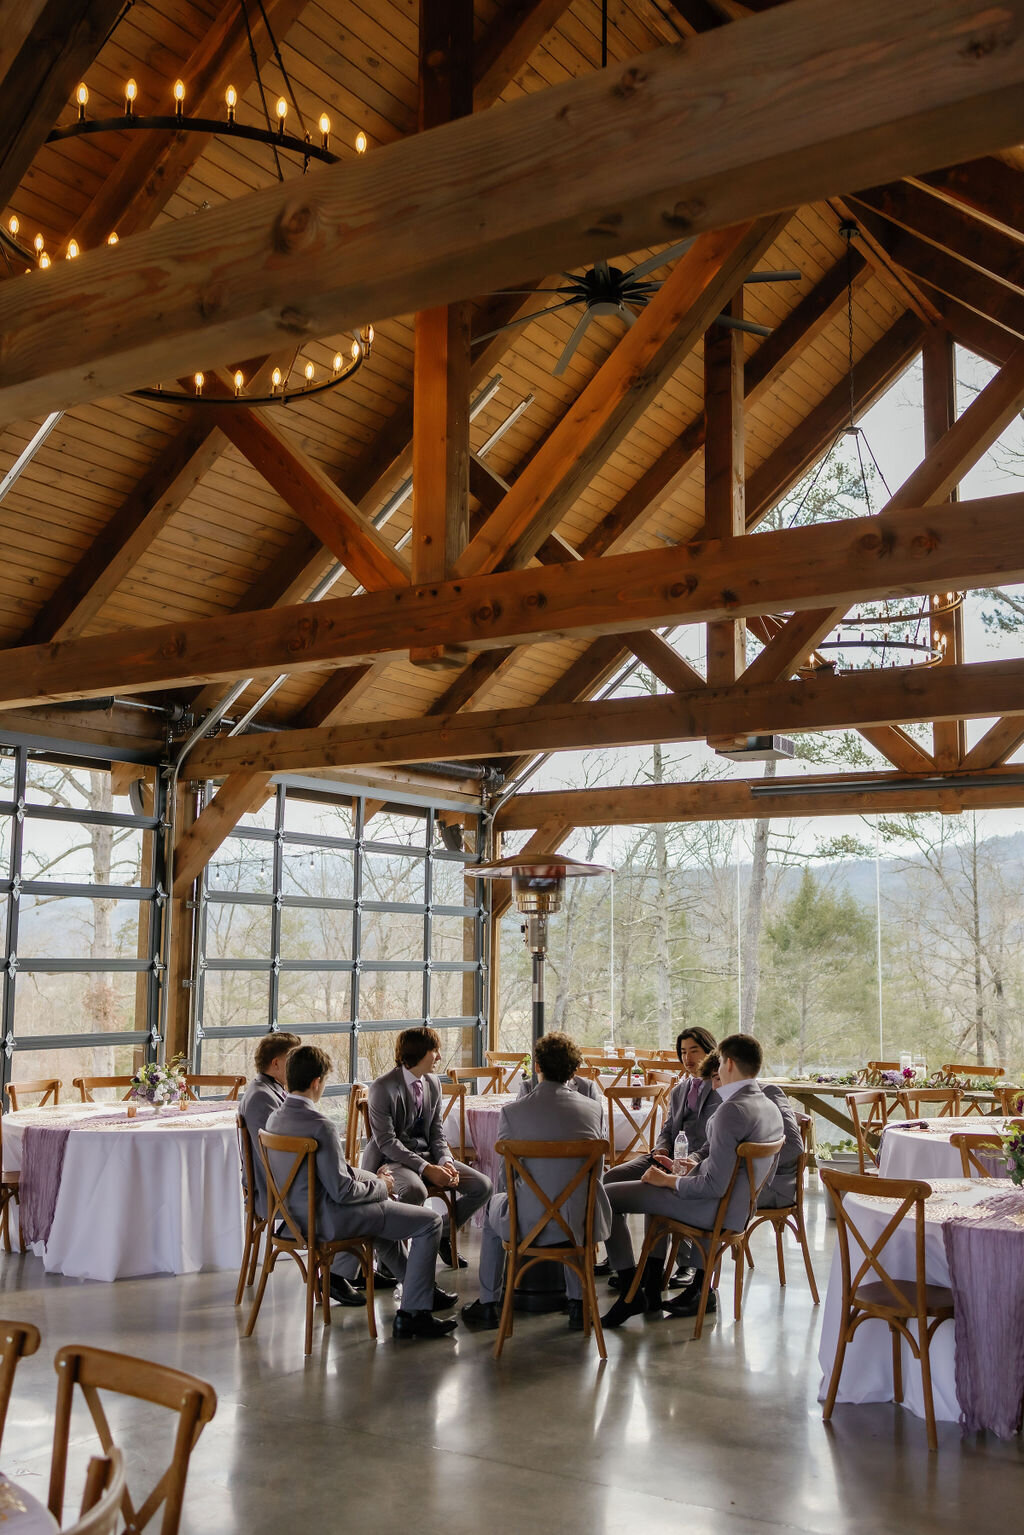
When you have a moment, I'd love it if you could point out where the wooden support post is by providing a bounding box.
[164,782,199,1061]
[704,294,746,691]
[923,327,966,768]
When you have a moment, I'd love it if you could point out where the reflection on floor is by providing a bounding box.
[0,1188,1020,1534]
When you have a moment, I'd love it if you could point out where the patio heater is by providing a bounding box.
[476,854,611,1046]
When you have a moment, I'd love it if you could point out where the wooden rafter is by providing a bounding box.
[911,157,1024,240]
[850,181,1024,297]
[703,291,746,688]
[922,327,964,769]
[3,0,1023,424]
[960,717,1024,772]
[472,0,574,107]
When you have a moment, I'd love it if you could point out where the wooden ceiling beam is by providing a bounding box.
[704,291,746,689]
[850,181,1024,297]
[4,0,1023,425]
[8,492,1024,710]
[922,328,964,770]
[829,196,941,324]
[0,0,124,209]
[960,716,1024,771]
[495,767,1024,831]
[885,224,1024,341]
[624,630,705,692]
[911,157,1024,240]
[932,292,1016,367]
[857,726,937,774]
[472,0,574,107]
[187,655,1024,778]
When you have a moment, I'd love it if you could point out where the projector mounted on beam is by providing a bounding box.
[714,735,796,763]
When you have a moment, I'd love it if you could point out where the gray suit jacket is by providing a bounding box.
[490,1081,612,1248]
[517,1073,600,1103]
[656,1077,721,1159]
[361,1066,450,1176]
[265,1093,391,1241]
[676,1080,784,1231]
[758,1083,804,1208]
[239,1073,286,1214]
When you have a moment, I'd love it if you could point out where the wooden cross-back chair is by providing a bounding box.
[73,1077,134,1103]
[939,1064,1005,1117]
[644,1068,678,1089]
[995,1084,1024,1117]
[245,1132,377,1354]
[440,1079,473,1161]
[949,1122,1024,1178]
[742,1115,819,1303]
[624,1137,786,1339]
[182,1074,244,1102]
[485,1051,527,1092]
[234,1113,266,1307]
[343,1085,371,1166]
[845,1090,891,1175]
[493,1137,608,1361]
[819,1168,953,1451]
[5,1078,61,1111]
[940,1062,1003,1080]
[602,1085,667,1168]
[0,1114,24,1254]
[860,1061,900,1086]
[63,1449,127,1535]
[448,1065,503,1096]
[584,1056,632,1088]
[0,1319,40,1450]
[48,1344,217,1535]
[898,1086,962,1119]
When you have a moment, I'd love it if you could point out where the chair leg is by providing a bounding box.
[662,1233,680,1289]
[822,1312,853,1422]
[583,1260,607,1361]
[304,1252,317,1356]
[692,1260,717,1341]
[733,1244,744,1322]
[15,1190,24,1255]
[919,1323,941,1452]
[446,1192,459,1270]
[744,1232,755,1271]
[796,1214,819,1304]
[244,1240,277,1338]
[246,1223,264,1287]
[0,1195,10,1256]
[235,1220,254,1307]
[363,1243,377,1341]
[321,1254,332,1329]
[625,1225,659,1305]
[891,1325,904,1404]
[493,1249,518,1359]
[775,1221,786,1287]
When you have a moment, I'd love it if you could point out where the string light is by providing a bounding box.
[33,233,44,253]
[332,352,343,372]
[76,83,88,121]
[66,239,79,259]
[304,362,315,382]
[173,80,185,118]
[234,370,245,395]
[194,372,204,394]
[225,84,237,123]
[106,231,118,245]
[125,79,137,115]
[271,368,283,390]
[319,113,330,148]
[39,252,50,269]
[276,97,288,134]
[350,338,360,360]
[355,129,367,154]
[7,215,17,236]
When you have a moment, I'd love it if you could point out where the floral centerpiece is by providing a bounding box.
[128,1054,189,1106]
[520,1054,531,1081]
[803,1071,858,1086]
[881,1066,920,1090]
[1001,1122,1024,1186]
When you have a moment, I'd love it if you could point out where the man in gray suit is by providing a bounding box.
[361,1026,492,1267]
[757,1083,805,1209]
[602,1033,784,1327]
[239,1031,300,1214]
[462,1032,611,1332]
[265,1045,457,1340]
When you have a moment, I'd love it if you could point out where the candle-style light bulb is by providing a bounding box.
[271,367,282,390]
[234,370,244,395]
[332,352,342,372]
[363,322,374,352]
[355,129,367,154]
[39,252,50,268]
[76,83,89,120]
[173,79,185,117]
[107,231,119,245]
[7,215,18,236]
[319,112,330,147]
[350,338,360,360]
[225,84,237,122]
[66,239,79,259]
[194,372,204,394]
[33,232,44,252]
[276,97,288,134]
[304,361,314,382]
[125,78,137,114]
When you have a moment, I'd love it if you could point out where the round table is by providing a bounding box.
[3,1102,244,1281]
[817,1177,1006,1425]
[877,1116,1012,1181]
[0,1474,58,1532]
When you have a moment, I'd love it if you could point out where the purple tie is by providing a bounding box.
[411,1079,423,1116]
[686,1077,701,1112]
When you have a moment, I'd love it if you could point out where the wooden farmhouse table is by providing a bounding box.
[763,1080,1003,1158]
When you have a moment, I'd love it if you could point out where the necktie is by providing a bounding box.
[686,1077,702,1112]
[411,1078,423,1117]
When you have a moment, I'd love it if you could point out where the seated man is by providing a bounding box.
[602,1033,783,1326]
[361,1026,492,1269]
[266,1045,457,1340]
[757,1082,805,1209]
[462,1031,611,1332]
[239,1031,300,1212]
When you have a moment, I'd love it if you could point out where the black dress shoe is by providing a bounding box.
[432,1285,458,1310]
[439,1236,469,1270]
[593,1258,610,1275]
[392,1309,458,1339]
[567,1299,584,1331]
[669,1265,697,1289]
[663,1288,717,1319]
[353,1268,398,1291]
[329,1275,367,1307]
[601,1285,648,1329]
[461,1299,501,1328]
[607,1272,621,1291]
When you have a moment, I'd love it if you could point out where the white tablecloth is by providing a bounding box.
[3,1104,244,1281]
[878,1117,1011,1181]
[817,1178,1004,1423]
[0,1474,58,1532]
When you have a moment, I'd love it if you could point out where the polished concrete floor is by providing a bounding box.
[0,1188,1020,1535]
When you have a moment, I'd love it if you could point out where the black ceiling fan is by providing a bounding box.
[475,240,802,376]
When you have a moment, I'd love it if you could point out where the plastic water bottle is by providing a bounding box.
[672,1130,689,1173]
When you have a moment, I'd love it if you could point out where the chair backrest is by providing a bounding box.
[448,1065,502,1096]
[72,1077,134,1104]
[898,1086,962,1118]
[862,1060,899,1085]
[5,1078,61,1111]
[603,1085,667,1166]
[0,1319,40,1449]
[183,1074,244,1101]
[940,1062,1004,1080]
[344,1085,371,1166]
[820,1166,932,1319]
[439,1080,469,1158]
[844,1090,889,1174]
[64,1450,127,1535]
[583,1056,631,1087]
[703,1138,786,1242]
[644,1068,678,1088]
[236,1112,258,1224]
[484,1051,527,1092]
[574,1064,600,1082]
[49,1345,217,1535]
[496,1137,607,1256]
[995,1084,1024,1116]
[949,1130,1008,1179]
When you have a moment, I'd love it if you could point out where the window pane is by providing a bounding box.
[207,836,275,894]
[278,970,353,1025]
[430,968,476,1019]
[13,970,145,1035]
[279,903,352,961]
[284,796,354,839]
[0,753,14,796]
[18,894,147,960]
[431,859,477,905]
[362,851,425,904]
[0,813,11,870]
[200,970,270,1030]
[20,821,145,885]
[280,844,354,900]
[358,969,425,1023]
[25,761,116,810]
[192,1034,257,1080]
[8,1040,147,1090]
[0,895,7,954]
[204,903,274,961]
[431,913,473,962]
[235,796,278,830]
[354,1025,472,1084]
[287,1032,351,1084]
[360,906,424,963]
[364,809,427,847]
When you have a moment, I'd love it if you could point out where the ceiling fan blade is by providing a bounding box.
[714,313,773,338]
[488,286,582,295]
[553,309,596,376]
[626,237,696,282]
[471,298,584,345]
[743,269,803,284]
[617,304,637,328]
[594,259,611,283]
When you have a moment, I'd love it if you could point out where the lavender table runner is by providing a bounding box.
[942,1189,1024,1439]
[18,1101,235,1246]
